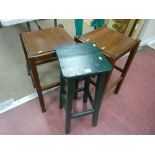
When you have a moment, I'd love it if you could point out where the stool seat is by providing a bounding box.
[56,43,112,79]
[21,27,74,56]
[80,26,138,60]
[56,43,112,134]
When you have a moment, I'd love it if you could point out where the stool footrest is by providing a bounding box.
[41,81,60,91]
[71,109,94,119]
[61,94,67,110]
[114,65,123,72]
[90,78,96,87]
[87,91,94,107]
[74,87,85,92]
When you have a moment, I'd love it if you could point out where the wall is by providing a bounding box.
[138,19,155,46]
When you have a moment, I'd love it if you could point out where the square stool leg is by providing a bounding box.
[65,79,74,134]
[26,22,31,31]
[114,41,140,94]
[92,73,107,126]
[59,73,65,109]
[20,34,31,76]
[20,34,36,88]
[74,79,79,100]
[29,57,46,113]
[83,77,90,103]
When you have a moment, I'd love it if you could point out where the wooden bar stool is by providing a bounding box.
[74,26,140,94]
[20,27,74,112]
[56,43,112,134]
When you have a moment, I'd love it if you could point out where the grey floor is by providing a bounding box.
[0,19,93,102]
[149,43,155,49]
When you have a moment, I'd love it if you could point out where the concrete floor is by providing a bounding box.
[0,19,93,102]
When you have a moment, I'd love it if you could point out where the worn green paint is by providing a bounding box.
[56,43,112,79]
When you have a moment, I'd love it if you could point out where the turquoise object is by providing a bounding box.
[75,19,83,36]
[74,19,105,36]
[91,19,105,29]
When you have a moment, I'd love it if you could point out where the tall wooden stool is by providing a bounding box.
[74,26,140,94]
[56,43,112,134]
[20,27,74,112]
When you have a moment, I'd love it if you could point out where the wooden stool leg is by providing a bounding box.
[74,79,79,100]
[26,22,31,31]
[20,34,31,76]
[59,73,65,109]
[114,41,140,94]
[34,20,42,30]
[25,63,35,88]
[83,77,90,103]
[29,57,46,113]
[65,79,74,134]
[54,19,57,27]
[92,73,107,126]
[104,60,115,93]
[26,63,31,75]
[20,33,35,88]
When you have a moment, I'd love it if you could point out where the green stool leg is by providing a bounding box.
[60,73,65,109]
[92,73,107,126]
[75,19,83,36]
[83,77,90,103]
[74,79,79,100]
[65,79,74,134]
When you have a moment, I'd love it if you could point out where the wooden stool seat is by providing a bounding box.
[21,28,73,54]
[74,26,140,94]
[20,27,74,112]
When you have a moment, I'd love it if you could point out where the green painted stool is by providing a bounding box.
[56,43,112,134]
